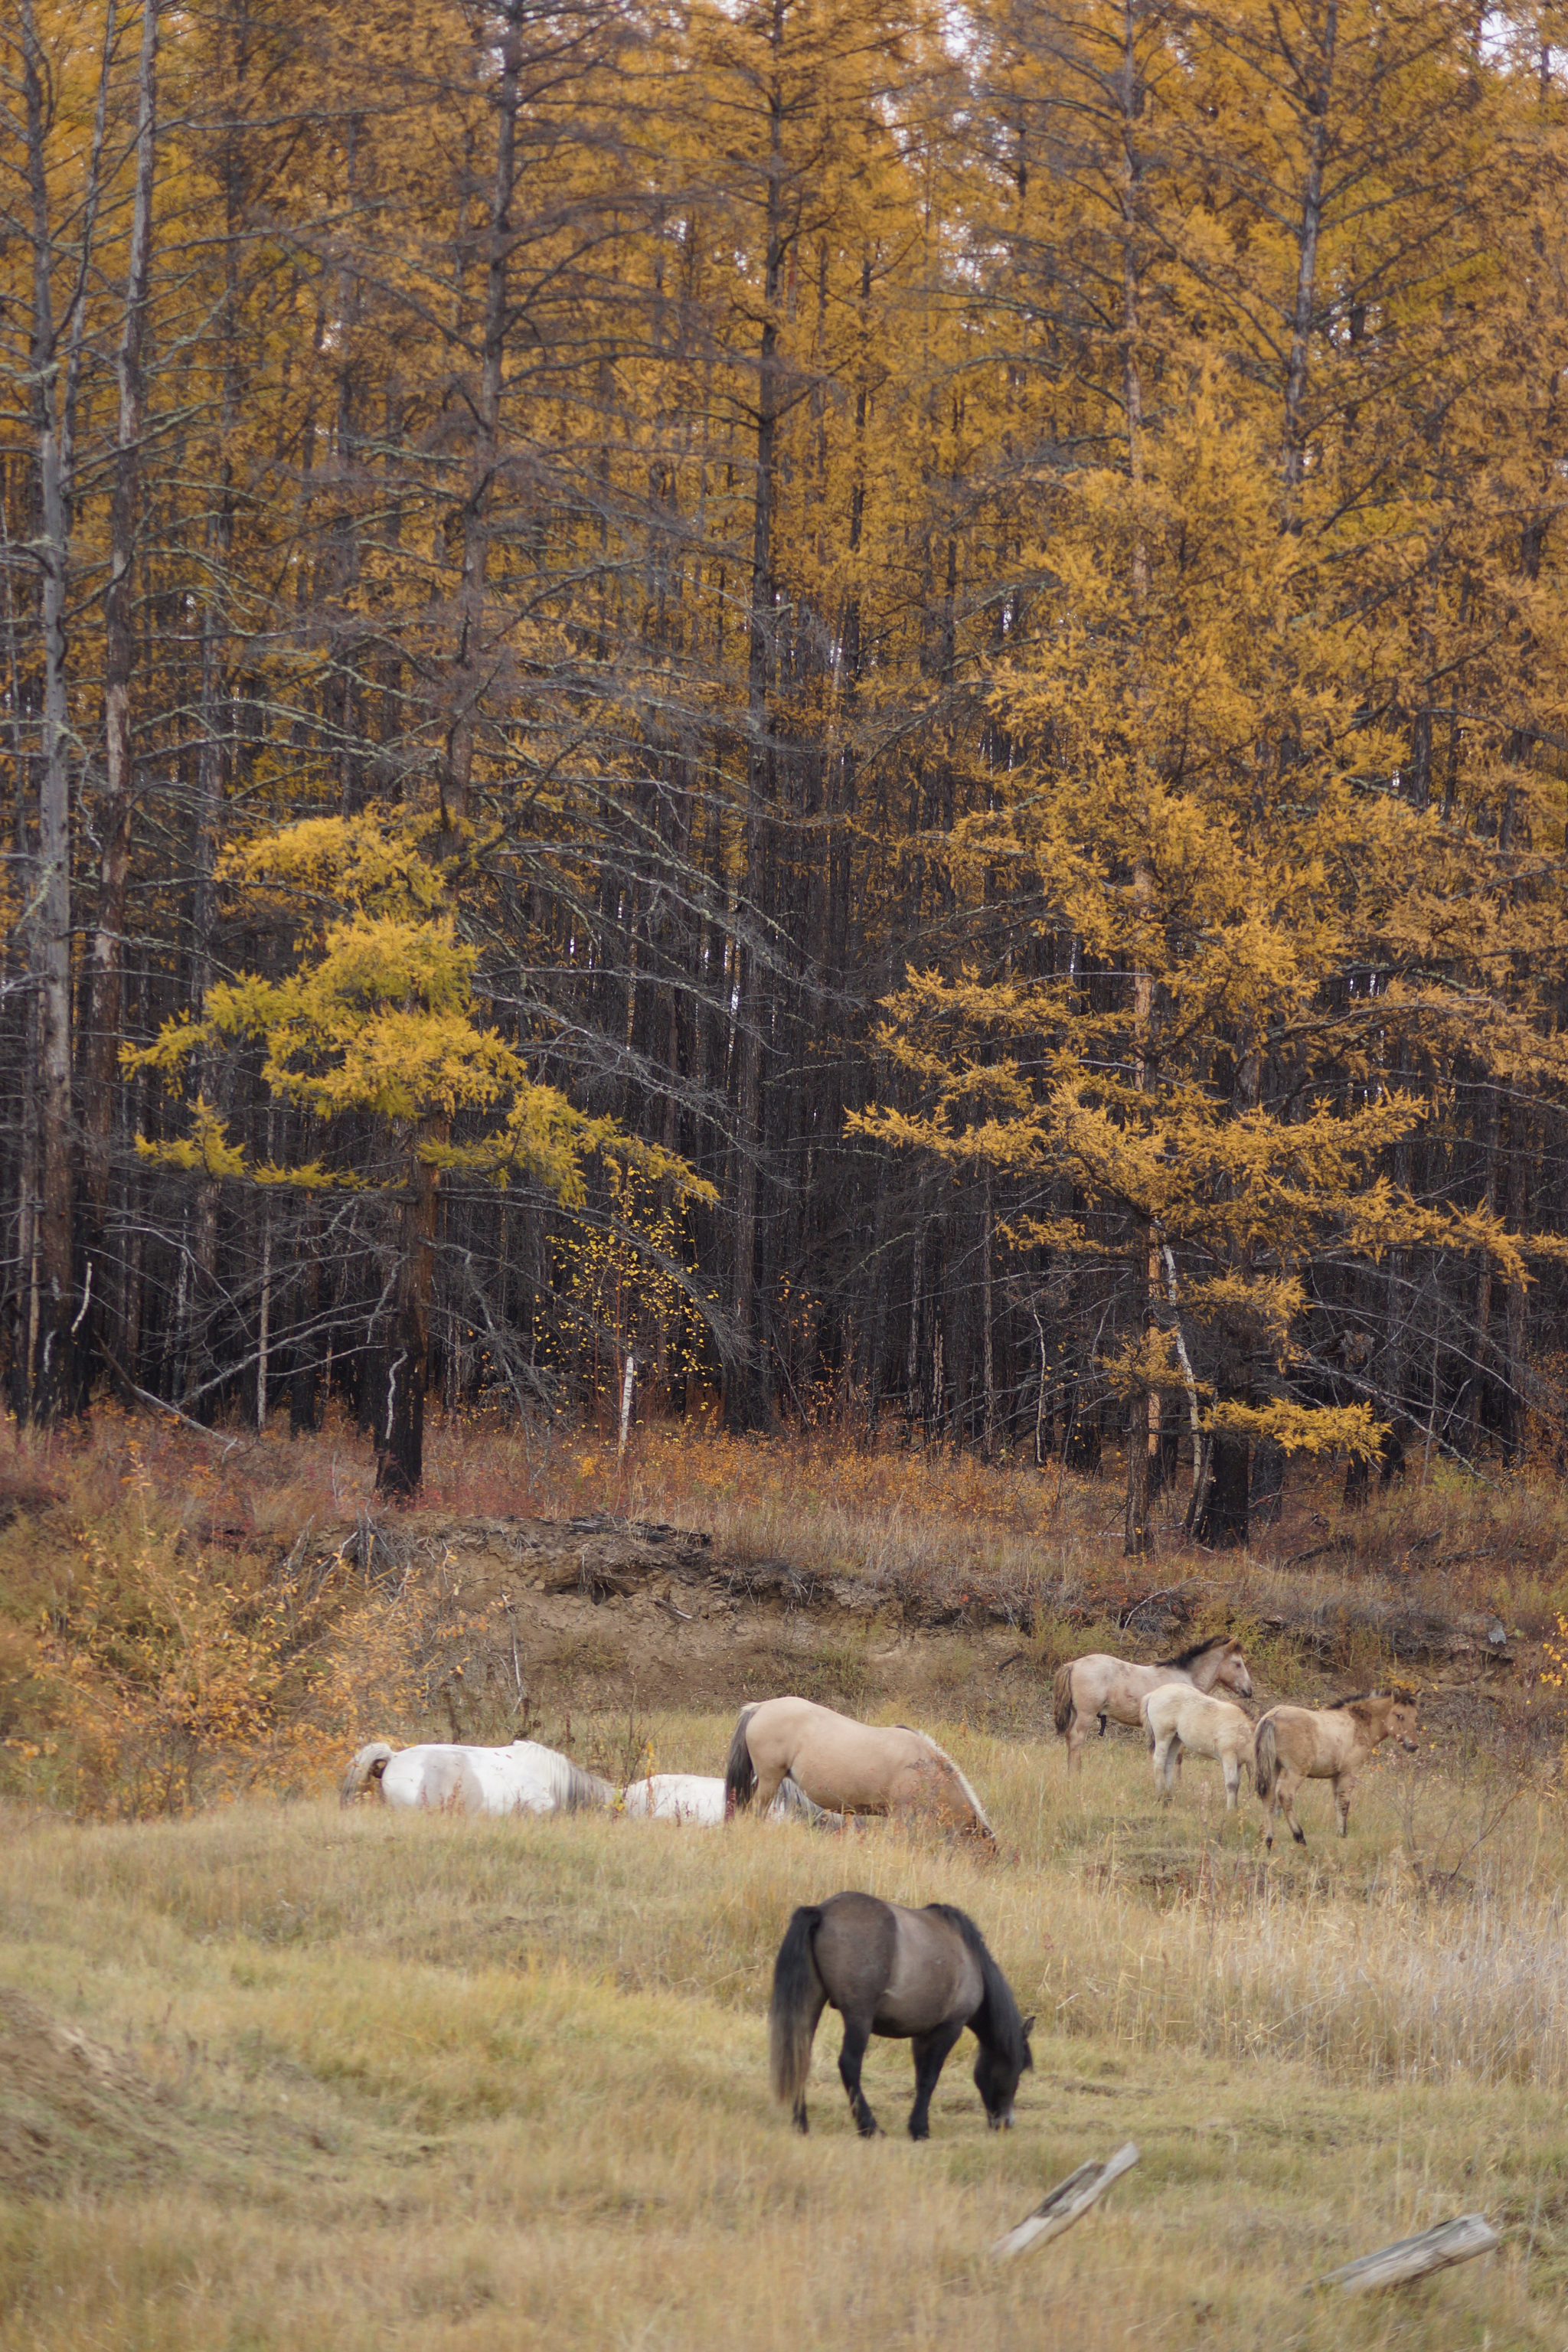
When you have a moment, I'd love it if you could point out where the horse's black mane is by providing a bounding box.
[1156,1633,1234,1671]
[926,1903,1031,2069]
[1326,1691,1375,1709]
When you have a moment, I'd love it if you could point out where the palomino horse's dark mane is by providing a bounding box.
[1156,1633,1236,1671]
[924,1904,1031,2072]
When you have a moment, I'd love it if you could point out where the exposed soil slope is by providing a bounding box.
[304,1509,1540,1748]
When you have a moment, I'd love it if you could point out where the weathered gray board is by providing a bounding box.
[1311,2213,1499,2294]
[991,2142,1140,2262]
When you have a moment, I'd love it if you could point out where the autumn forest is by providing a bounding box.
[5,0,1568,1547]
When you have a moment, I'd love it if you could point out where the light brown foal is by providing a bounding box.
[1254,1692,1419,1849]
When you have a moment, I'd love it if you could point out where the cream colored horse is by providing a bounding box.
[1254,1692,1419,1849]
[1142,1684,1256,1811]
[1053,1635,1253,1770]
[724,1697,995,1846]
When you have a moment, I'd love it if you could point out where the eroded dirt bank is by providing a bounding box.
[302,1510,1547,1752]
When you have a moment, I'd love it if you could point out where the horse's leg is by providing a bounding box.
[1096,1712,1108,1738]
[1222,1754,1239,1811]
[837,2014,880,2138]
[1334,1770,1357,1838]
[753,1762,788,1813]
[1152,1731,1174,1799]
[1280,1770,1307,1845]
[906,2020,965,2141]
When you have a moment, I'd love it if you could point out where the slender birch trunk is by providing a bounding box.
[19,0,106,1421]
[728,0,787,1432]
[1119,0,1157,1553]
[1281,0,1338,500]
[446,0,524,832]
[84,0,159,1238]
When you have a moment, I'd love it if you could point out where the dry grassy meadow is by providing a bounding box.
[5,1712,1568,2351]
[5,1417,1568,2348]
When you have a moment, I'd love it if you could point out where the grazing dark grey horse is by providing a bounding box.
[769,1890,1034,2139]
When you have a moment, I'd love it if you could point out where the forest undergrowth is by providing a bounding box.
[2,1406,1568,1820]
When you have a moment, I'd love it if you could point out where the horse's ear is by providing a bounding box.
[1021,2014,1035,2038]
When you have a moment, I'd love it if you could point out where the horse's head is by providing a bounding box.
[1217,1642,1253,1700]
[1386,1694,1419,1751]
[340,1741,394,1806]
[975,2014,1034,2129]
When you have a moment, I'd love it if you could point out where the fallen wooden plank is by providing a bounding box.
[991,2141,1139,2261]
[1310,2213,1500,2295]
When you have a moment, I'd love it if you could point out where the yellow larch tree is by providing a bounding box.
[854,0,1568,1548]
[125,815,711,1492]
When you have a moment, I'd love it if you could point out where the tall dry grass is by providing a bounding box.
[8,1399,1568,1612]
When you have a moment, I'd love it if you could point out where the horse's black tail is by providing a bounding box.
[1051,1661,1076,1739]
[1255,1717,1278,1803]
[769,1905,823,2107]
[724,1704,760,1812]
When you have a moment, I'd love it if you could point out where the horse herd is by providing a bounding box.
[1054,1632,1420,1849]
[340,1634,1419,2139]
[338,1695,990,1839]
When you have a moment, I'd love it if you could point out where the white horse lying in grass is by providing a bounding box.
[620,1771,730,1823]
[341,1738,615,1816]
[620,1772,844,1828]
[1141,1685,1256,1811]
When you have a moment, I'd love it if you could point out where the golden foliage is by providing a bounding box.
[126,817,714,1212]
[29,1449,419,1818]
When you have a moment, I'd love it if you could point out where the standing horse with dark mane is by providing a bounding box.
[1052,1634,1253,1770]
[769,1891,1034,2138]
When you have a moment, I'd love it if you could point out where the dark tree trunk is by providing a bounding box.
[376,1130,440,1498]
[1197,1436,1250,1547]
[289,1213,321,1436]
[1250,1438,1285,1527]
